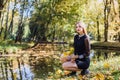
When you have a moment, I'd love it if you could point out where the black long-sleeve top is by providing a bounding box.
[74,34,91,57]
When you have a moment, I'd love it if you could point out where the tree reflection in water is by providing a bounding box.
[0,56,34,80]
[93,49,120,61]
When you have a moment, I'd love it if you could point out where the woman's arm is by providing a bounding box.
[84,37,91,57]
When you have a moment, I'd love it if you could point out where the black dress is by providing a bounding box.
[74,34,90,69]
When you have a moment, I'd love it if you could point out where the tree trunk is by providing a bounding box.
[35,23,47,42]
[15,23,24,43]
[118,0,120,42]
[0,12,4,36]
[104,0,108,42]
[52,25,56,42]
[96,15,101,41]
[15,0,25,43]
[4,1,10,40]
[111,0,117,15]
[8,0,17,34]
[118,31,120,42]
[0,0,7,18]
[104,0,111,42]
[0,0,5,18]
[118,0,120,19]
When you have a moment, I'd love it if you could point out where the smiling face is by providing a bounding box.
[75,23,84,35]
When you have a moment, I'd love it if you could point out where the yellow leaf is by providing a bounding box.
[56,69,62,75]
[78,75,83,79]
[93,60,97,64]
[64,70,71,75]
[103,62,110,69]
[69,47,74,54]
[95,73,105,80]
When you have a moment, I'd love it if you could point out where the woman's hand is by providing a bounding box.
[70,54,78,63]
[60,54,71,63]
[71,54,78,59]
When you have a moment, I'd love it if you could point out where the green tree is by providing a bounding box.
[29,0,88,42]
[0,0,7,18]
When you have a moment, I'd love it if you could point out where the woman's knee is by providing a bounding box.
[62,62,71,70]
[62,63,66,69]
[60,59,66,63]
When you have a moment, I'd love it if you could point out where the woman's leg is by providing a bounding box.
[76,58,90,75]
[81,69,89,75]
[62,61,80,71]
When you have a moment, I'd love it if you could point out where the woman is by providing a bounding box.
[61,21,91,76]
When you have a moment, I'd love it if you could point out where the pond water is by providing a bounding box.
[92,49,120,61]
[0,48,120,80]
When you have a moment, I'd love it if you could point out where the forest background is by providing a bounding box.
[0,0,120,80]
[0,0,120,44]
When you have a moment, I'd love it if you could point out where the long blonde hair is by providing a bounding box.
[76,21,87,35]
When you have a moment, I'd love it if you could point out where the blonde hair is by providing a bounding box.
[76,21,87,35]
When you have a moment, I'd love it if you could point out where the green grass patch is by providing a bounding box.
[0,40,34,52]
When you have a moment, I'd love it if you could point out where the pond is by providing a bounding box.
[92,49,120,61]
[0,48,120,80]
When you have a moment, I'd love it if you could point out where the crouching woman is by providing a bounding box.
[60,21,91,76]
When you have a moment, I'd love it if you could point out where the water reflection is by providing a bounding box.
[0,57,34,80]
[12,62,34,80]
[92,49,120,61]
[30,53,61,79]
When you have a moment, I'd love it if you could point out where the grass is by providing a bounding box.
[90,56,120,79]
[0,40,34,53]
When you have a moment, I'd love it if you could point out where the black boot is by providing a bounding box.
[81,69,89,75]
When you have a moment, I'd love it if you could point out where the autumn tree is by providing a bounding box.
[29,0,88,42]
[103,0,111,42]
